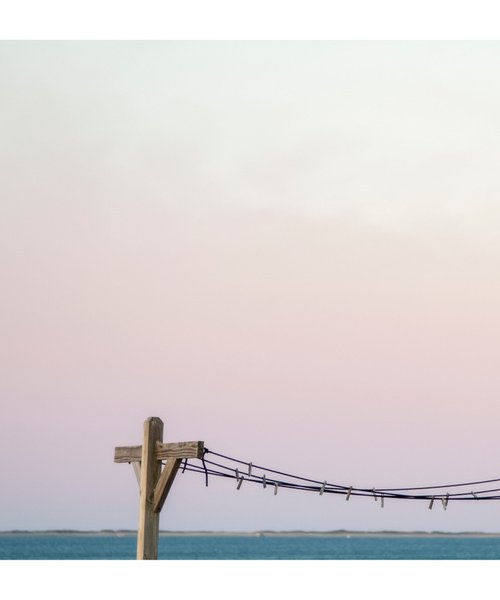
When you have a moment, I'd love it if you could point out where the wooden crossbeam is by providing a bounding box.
[114,440,204,463]
[114,417,204,560]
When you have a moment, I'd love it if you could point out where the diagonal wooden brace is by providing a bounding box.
[132,462,141,487]
[153,458,182,513]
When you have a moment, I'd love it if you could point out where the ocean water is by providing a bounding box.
[1,534,500,560]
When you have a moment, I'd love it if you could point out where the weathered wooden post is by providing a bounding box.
[114,416,204,560]
[137,417,163,559]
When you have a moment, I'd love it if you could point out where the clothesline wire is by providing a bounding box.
[180,462,500,501]
[205,449,500,494]
[168,449,500,502]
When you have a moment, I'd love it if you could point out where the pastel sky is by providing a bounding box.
[2,41,500,532]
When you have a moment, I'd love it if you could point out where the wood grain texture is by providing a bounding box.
[137,417,163,560]
[153,458,182,513]
[114,445,142,462]
[115,440,204,462]
[156,440,205,460]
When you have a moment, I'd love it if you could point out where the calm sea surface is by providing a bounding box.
[1,534,500,560]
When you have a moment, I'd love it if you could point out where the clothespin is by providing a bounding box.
[441,497,447,511]
[248,462,252,477]
[237,476,244,490]
[263,474,267,489]
[444,493,449,508]
[429,496,435,510]
[320,481,326,496]
[346,486,352,501]
[380,495,384,508]
[373,488,378,501]
[274,482,279,496]
[235,468,239,480]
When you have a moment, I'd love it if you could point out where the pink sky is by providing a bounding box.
[2,42,500,532]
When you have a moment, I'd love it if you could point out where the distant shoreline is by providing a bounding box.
[2,530,500,538]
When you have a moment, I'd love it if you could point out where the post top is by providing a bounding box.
[145,416,163,424]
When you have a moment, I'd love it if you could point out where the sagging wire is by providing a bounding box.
[174,448,500,508]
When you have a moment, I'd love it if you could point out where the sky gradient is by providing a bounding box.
[2,41,500,532]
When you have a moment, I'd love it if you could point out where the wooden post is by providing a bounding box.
[137,417,163,560]
[114,417,204,560]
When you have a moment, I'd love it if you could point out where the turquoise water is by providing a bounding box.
[2,534,500,560]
